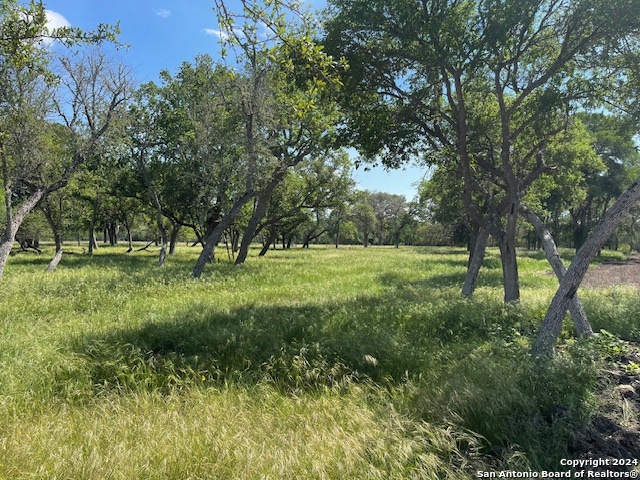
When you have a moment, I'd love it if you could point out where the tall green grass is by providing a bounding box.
[0,245,636,478]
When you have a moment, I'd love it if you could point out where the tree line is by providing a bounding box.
[3,0,640,354]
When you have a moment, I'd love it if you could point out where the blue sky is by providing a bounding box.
[42,0,425,199]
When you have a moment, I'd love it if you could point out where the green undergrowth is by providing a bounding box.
[0,245,637,478]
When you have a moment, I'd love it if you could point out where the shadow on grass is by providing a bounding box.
[72,298,442,395]
[63,281,600,471]
[379,268,505,290]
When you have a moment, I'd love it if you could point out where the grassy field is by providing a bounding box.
[0,244,638,479]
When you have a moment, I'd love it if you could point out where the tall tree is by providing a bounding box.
[192,0,343,276]
[324,0,640,302]
[0,0,127,280]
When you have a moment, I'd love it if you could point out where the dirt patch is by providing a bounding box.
[569,345,640,472]
[582,254,640,288]
[568,255,640,469]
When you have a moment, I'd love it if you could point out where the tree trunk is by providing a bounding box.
[259,229,278,257]
[462,225,489,298]
[532,177,640,355]
[45,222,63,273]
[232,229,240,253]
[41,199,64,272]
[0,237,14,281]
[158,226,168,268]
[88,227,97,254]
[169,224,180,255]
[0,189,46,281]
[236,179,282,265]
[148,188,167,267]
[125,226,133,253]
[46,244,63,272]
[88,201,99,255]
[520,204,592,337]
[500,199,520,303]
[193,191,255,278]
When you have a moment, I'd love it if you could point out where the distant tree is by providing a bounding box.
[368,192,407,246]
[0,0,128,280]
[236,151,354,260]
[128,56,244,266]
[351,191,376,248]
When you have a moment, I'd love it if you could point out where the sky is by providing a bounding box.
[41,0,426,199]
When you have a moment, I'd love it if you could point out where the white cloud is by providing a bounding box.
[45,10,70,31]
[203,27,245,40]
[156,9,171,18]
[42,10,70,46]
[203,28,228,40]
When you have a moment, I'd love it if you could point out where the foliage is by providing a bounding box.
[323,0,640,302]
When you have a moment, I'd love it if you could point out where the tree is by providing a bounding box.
[128,56,244,266]
[351,191,376,247]
[0,1,126,279]
[568,114,640,251]
[368,191,407,246]
[235,151,353,260]
[532,177,640,354]
[531,42,640,354]
[191,0,343,276]
[324,0,640,302]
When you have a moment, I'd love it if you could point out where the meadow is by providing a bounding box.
[0,244,638,479]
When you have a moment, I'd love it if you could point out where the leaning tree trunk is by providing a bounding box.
[462,225,489,298]
[532,177,640,355]
[169,224,180,256]
[46,233,63,273]
[192,191,255,278]
[42,199,64,272]
[0,190,46,281]
[43,212,63,273]
[259,229,278,257]
[520,204,592,337]
[236,178,281,265]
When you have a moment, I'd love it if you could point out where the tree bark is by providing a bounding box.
[88,200,99,255]
[0,189,46,281]
[500,198,520,303]
[259,229,278,257]
[236,176,283,265]
[88,226,98,254]
[532,177,640,355]
[520,204,592,337]
[43,209,64,273]
[192,191,255,278]
[125,226,133,253]
[462,225,489,298]
[169,224,180,256]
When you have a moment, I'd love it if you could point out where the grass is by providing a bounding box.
[0,244,637,478]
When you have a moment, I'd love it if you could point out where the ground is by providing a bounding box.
[582,253,640,288]
[569,345,640,471]
[570,254,640,470]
